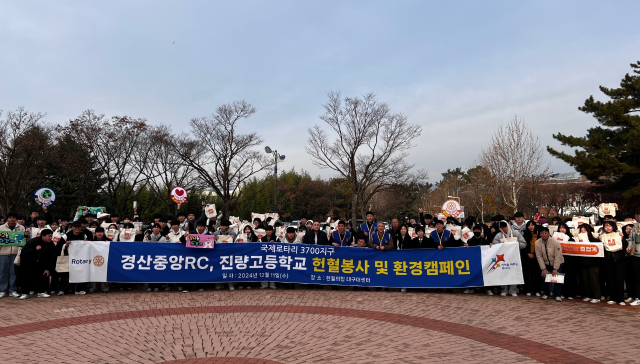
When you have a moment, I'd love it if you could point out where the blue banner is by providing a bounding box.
[106,242,487,288]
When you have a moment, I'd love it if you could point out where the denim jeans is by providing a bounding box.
[543,263,563,297]
[0,254,18,293]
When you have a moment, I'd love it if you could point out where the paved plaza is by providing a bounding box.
[0,287,638,363]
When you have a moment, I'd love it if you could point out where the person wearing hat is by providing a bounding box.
[18,229,57,299]
[418,208,434,227]
[0,212,26,298]
[512,212,528,235]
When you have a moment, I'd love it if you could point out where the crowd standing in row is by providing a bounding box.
[1,203,639,307]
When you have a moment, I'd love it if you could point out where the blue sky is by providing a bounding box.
[2,1,639,182]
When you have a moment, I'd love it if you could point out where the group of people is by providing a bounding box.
[1,204,639,307]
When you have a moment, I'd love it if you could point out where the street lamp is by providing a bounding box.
[265,146,285,213]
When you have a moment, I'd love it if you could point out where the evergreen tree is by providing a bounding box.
[548,61,640,197]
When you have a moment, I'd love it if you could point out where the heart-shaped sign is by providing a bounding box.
[170,186,188,204]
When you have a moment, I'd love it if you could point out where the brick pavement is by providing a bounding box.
[0,288,639,363]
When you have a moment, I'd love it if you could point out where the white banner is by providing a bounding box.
[480,242,524,286]
[69,240,110,283]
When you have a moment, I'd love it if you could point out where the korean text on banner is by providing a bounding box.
[84,241,524,288]
[560,241,604,258]
[69,240,110,283]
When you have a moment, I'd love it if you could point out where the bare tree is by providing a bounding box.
[479,116,548,214]
[306,92,422,224]
[0,107,49,215]
[173,101,271,218]
[141,125,197,214]
[62,110,155,214]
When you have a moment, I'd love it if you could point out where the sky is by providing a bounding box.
[2,0,639,183]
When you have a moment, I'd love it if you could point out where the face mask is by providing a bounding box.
[473,231,481,237]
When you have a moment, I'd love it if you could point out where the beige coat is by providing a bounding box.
[0,223,26,255]
[534,236,565,270]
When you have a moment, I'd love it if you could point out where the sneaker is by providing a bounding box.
[500,292,507,297]
[182,290,189,293]
[198,288,205,292]
[582,297,591,302]
[88,289,94,294]
[536,293,541,297]
[215,284,222,290]
[147,288,152,292]
[29,291,35,295]
[9,291,20,298]
[75,291,86,295]
[624,297,633,303]
[229,286,235,291]
[37,293,50,298]
[19,294,28,300]
[541,295,549,300]
[0,292,5,298]
[556,297,562,302]
[619,302,626,306]
[246,286,251,290]
[567,297,573,300]
[607,300,616,304]
[50,291,56,295]
[177,286,183,291]
[590,299,600,304]
[58,291,64,296]
[486,290,494,296]
[629,299,640,306]
[510,293,517,297]
[463,289,473,294]
[526,293,531,296]
[153,287,159,292]
[164,286,170,291]
[270,283,277,289]
[601,296,606,301]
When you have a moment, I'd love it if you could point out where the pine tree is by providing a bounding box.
[548,61,640,197]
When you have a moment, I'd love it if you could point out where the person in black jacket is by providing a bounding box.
[465,224,487,246]
[395,225,412,250]
[410,227,428,249]
[521,220,541,296]
[302,221,329,245]
[600,221,628,305]
[19,229,57,299]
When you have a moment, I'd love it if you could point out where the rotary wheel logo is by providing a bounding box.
[93,255,105,267]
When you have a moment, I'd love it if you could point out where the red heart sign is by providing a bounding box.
[175,189,184,196]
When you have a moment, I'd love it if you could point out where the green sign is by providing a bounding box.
[0,231,26,246]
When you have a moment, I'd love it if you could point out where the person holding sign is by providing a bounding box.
[599,221,628,305]
[492,220,526,297]
[577,225,602,304]
[535,227,565,302]
[0,212,25,298]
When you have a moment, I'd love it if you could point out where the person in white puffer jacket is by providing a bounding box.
[491,220,527,297]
